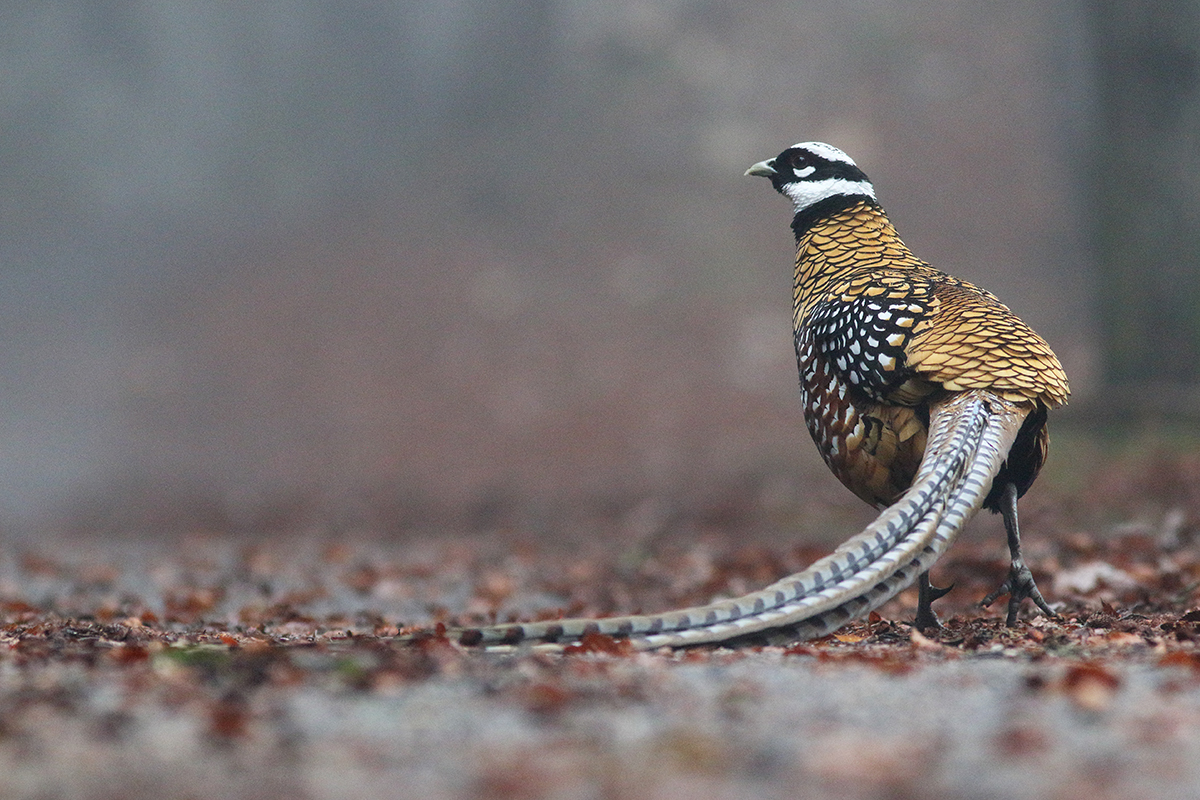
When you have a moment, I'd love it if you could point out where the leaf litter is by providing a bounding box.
[4,449,1200,798]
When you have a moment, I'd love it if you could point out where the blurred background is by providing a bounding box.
[0,2,1195,543]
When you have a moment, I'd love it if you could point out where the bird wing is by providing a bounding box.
[904,278,1070,407]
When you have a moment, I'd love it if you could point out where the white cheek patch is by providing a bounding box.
[793,165,816,178]
[783,177,876,213]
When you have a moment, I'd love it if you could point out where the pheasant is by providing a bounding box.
[418,142,1068,651]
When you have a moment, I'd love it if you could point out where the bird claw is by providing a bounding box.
[981,560,1056,626]
[915,575,954,631]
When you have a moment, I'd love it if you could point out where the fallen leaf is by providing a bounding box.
[1061,662,1120,712]
[1159,651,1200,671]
[563,630,635,656]
[1053,562,1138,595]
[909,629,943,651]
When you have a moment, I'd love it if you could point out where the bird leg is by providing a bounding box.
[981,481,1056,625]
[915,571,953,631]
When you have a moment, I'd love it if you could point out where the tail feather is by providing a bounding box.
[428,390,1028,652]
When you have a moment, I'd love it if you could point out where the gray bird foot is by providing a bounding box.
[985,481,1058,626]
[915,572,954,631]
[981,559,1056,626]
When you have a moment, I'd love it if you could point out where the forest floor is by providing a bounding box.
[3,436,1200,799]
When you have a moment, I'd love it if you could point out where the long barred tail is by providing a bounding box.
[420,390,1028,652]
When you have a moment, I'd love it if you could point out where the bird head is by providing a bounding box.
[746,142,876,214]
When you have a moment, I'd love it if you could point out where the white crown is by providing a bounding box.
[789,142,858,167]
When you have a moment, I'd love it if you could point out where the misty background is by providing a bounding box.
[0,3,1191,540]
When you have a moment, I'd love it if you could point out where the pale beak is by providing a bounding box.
[745,159,777,177]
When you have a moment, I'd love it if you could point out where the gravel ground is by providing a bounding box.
[2,622,1199,800]
[1,494,1199,800]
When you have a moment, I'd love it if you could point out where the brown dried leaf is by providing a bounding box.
[521,680,575,715]
[909,629,943,651]
[1061,662,1121,712]
[563,631,635,656]
[1158,650,1200,671]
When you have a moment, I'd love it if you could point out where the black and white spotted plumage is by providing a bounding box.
[805,290,929,403]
